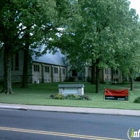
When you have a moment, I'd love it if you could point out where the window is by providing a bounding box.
[34,64,40,72]
[54,67,58,73]
[113,69,118,75]
[45,66,49,73]
[105,68,109,74]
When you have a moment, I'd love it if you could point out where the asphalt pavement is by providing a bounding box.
[0,103,140,117]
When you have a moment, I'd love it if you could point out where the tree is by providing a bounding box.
[54,0,140,93]
[114,8,140,90]
[0,0,58,93]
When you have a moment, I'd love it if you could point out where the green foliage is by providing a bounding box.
[50,94,91,100]
[60,0,133,68]
[55,0,140,93]
[134,97,140,103]
[1,0,140,94]
[50,94,65,100]
[65,94,76,100]
[75,95,91,100]
[0,0,74,93]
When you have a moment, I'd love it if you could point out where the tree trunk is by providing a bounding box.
[95,66,100,93]
[21,33,30,88]
[91,61,95,84]
[3,52,13,94]
[130,70,133,90]
[1,49,7,93]
[130,77,133,90]
[111,68,114,82]
[6,56,13,93]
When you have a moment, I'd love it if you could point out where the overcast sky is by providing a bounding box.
[129,0,140,16]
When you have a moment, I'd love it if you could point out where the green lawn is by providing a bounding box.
[0,82,140,110]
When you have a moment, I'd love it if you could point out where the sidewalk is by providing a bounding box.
[0,103,140,117]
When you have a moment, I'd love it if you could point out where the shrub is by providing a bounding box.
[76,95,91,100]
[134,97,140,103]
[75,95,83,100]
[55,94,65,100]
[50,94,55,99]
[65,94,76,100]
[50,94,91,100]
[50,94,65,100]
[83,95,91,100]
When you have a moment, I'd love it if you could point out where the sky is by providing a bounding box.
[129,0,140,16]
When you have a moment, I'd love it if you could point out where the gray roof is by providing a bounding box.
[58,84,84,88]
[32,51,66,66]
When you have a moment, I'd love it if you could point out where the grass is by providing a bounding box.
[0,82,140,110]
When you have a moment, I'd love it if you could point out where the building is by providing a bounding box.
[0,49,123,84]
[32,50,67,83]
[0,50,67,84]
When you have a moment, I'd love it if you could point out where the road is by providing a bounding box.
[0,109,139,140]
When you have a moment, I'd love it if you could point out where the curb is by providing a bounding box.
[0,103,140,117]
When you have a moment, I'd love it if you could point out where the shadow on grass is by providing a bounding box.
[0,82,140,109]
